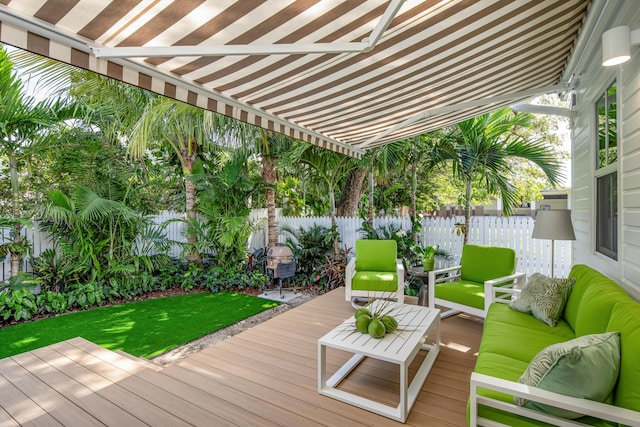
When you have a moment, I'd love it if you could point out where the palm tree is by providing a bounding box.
[254,130,293,249]
[0,47,86,276]
[429,107,563,244]
[128,99,238,265]
[290,143,359,254]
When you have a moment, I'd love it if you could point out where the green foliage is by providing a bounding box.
[0,289,37,322]
[281,223,335,284]
[319,246,351,291]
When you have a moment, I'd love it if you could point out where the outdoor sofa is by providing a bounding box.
[469,264,640,426]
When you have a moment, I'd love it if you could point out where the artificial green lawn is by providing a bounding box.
[0,292,279,359]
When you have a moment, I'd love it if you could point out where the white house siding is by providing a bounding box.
[570,2,640,299]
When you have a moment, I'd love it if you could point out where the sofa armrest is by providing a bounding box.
[469,372,640,427]
[485,272,526,307]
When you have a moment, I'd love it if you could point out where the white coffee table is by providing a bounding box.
[318,301,440,422]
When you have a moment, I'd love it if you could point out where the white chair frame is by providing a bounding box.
[427,265,525,318]
[345,257,405,308]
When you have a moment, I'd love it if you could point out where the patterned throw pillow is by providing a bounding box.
[515,332,621,419]
[510,273,575,327]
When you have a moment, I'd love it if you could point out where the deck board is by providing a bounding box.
[0,288,482,426]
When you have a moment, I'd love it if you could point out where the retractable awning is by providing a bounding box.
[0,1,590,158]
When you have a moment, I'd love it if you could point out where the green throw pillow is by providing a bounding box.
[515,332,621,419]
[510,273,575,327]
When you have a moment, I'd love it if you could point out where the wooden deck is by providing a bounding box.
[0,288,483,426]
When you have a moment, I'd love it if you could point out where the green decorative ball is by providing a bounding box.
[368,318,386,339]
[380,315,398,333]
[355,314,371,333]
[354,307,371,319]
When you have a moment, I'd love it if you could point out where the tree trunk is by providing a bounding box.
[262,155,278,248]
[9,153,22,276]
[336,167,367,217]
[463,180,472,245]
[183,152,201,265]
[10,222,21,277]
[412,164,418,244]
[368,168,374,227]
[329,187,339,256]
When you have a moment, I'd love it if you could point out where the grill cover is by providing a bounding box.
[266,245,296,279]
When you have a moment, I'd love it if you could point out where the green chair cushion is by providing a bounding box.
[510,273,575,327]
[606,301,640,411]
[351,271,398,292]
[355,239,397,272]
[460,244,516,284]
[434,280,484,310]
[515,332,621,419]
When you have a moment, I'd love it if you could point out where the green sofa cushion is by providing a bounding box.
[564,265,608,331]
[434,280,484,310]
[607,301,640,412]
[481,304,575,362]
[351,271,398,292]
[515,332,621,419]
[355,239,397,272]
[460,244,516,284]
[574,280,631,336]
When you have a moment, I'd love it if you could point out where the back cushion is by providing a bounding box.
[355,239,397,272]
[564,265,601,329]
[460,245,515,283]
[607,300,640,411]
[574,279,631,336]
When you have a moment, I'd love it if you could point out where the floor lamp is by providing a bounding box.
[532,210,576,277]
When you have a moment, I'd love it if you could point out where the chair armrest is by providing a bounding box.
[428,265,462,285]
[469,372,640,427]
[345,257,356,288]
[396,259,405,286]
[485,272,526,307]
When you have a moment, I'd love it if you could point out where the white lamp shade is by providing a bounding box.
[532,210,576,241]
[602,26,631,66]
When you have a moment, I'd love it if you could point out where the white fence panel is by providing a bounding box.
[2,212,573,282]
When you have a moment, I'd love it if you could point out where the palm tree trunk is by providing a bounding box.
[329,187,339,256]
[262,156,278,248]
[412,164,418,244]
[368,165,374,227]
[9,153,22,276]
[464,180,472,245]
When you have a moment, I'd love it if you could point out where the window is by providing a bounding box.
[595,81,618,260]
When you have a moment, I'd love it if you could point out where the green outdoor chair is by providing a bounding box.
[345,239,405,308]
[427,244,525,318]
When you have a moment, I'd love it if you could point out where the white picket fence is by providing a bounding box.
[1,213,571,281]
[272,215,572,278]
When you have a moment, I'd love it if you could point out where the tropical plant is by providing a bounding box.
[129,98,250,264]
[429,107,563,243]
[0,47,87,276]
[290,142,359,254]
[281,223,335,284]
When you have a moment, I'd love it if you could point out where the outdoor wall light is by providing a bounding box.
[602,25,640,66]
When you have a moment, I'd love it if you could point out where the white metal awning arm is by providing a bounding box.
[90,0,407,58]
[510,103,571,117]
[360,84,567,148]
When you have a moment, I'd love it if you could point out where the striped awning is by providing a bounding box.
[0,1,590,158]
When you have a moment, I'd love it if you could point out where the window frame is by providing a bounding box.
[594,80,619,261]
